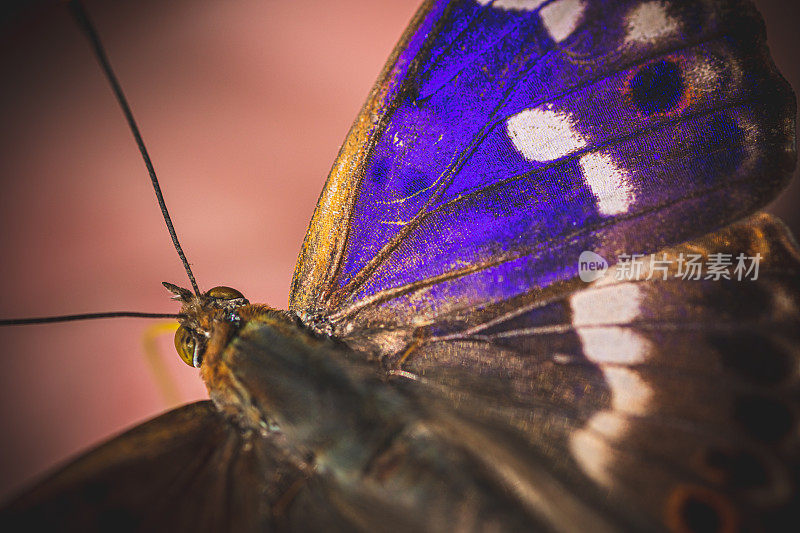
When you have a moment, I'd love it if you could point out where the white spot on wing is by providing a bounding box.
[579,152,635,216]
[506,106,587,161]
[571,283,644,326]
[568,367,653,487]
[572,284,652,365]
[541,0,585,42]
[603,367,652,414]
[576,328,652,365]
[587,411,628,437]
[476,0,548,10]
[569,412,627,486]
[687,57,722,93]
[626,1,679,44]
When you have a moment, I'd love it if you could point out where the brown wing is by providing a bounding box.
[349,214,800,531]
[0,401,355,532]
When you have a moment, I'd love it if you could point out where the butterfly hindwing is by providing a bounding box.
[0,401,358,532]
[363,214,800,530]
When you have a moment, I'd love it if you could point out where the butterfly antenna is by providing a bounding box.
[0,312,180,326]
[68,0,201,295]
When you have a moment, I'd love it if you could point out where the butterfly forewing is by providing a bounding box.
[290,0,795,326]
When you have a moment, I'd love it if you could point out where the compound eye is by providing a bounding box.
[174,326,197,367]
[206,286,245,300]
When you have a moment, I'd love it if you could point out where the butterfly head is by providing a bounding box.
[163,282,249,368]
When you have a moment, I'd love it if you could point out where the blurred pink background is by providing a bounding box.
[0,0,797,500]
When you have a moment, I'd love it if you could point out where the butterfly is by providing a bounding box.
[2,0,799,531]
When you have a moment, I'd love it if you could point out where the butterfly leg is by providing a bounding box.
[393,327,431,370]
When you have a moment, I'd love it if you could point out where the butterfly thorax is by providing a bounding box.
[197,302,406,458]
[196,304,290,435]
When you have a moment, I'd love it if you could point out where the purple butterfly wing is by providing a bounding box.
[289,0,794,328]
